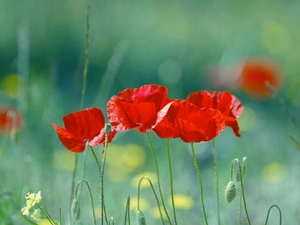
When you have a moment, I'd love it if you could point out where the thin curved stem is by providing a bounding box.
[238,188,242,225]
[146,132,172,224]
[137,176,165,225]
[90,146,108,225]
[167,139,177,225]
[70,155,78,222]
[90,146,101,172]
[38,204,57,225]
[75,179,97,225]
[59,207,62,225]
[70,5,90,221]
[264,204,282,225]
[77,150,88,198]
[124,196,131,225]
[79,4,90,110]
[212,139,220,225]
[191,143,208,225]
[100,136,109,224]
[236,159,251,225]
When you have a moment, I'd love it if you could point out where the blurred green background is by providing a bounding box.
[1,0,300,224]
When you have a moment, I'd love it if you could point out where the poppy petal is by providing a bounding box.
[89,127,117,146]
[63,107,105,141]
[187,91,243,137]
[52,123,86,153]
[107,96,157,132]
[107,84,170,133]
[238,58,282,100]
[118,84,168,110]
[153,100,225,142]
[0,106,24,134]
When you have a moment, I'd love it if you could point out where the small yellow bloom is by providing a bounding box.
[21,206,30,216]
[35,191,42,203]
[25,191,42,207]
[31,208,41,221]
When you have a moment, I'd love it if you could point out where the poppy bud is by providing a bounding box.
[136,210,146,225]
[225,181,236,203]
[105,123,112,135]
[71,198,80,221]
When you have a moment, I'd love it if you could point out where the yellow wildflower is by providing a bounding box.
[31,208,41,221]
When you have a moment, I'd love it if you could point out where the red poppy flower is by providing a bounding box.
[152,100,225,143]
[186,91,243,137]
[107,84,172,133]
[237,58,282,100]
[52,107,116,153]
[0,105,23,134]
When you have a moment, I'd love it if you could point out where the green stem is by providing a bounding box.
[90,146,101,172]
[191,143,208,225]
[146,132,172,224]
[59,207,62,225]
[234,159,251,225]
[264,205,282,225]
[124,196,131,225]
[77,150,88,197]
[212,139,220,225]
[70,5,90,221]
[75,180,97,225]
[100,136,109,225]
[70,155,78,222]
[90,146,108,225]
[239,188,242,225]
[79,4,90,110]
[167,139,177,225]
[38,203,57,225]
[137,176,165,225]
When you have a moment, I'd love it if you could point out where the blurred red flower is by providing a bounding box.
[186,91,243,137]
[237,58,282,100]
[107,84,172,133]
[152,100,225,143]
[52,107,116,153]
[0,105,24,134]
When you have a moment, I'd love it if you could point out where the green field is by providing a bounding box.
[1,1,300,224]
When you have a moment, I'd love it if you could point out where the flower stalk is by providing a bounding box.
[191,143,208,225]
[146,132,172,224]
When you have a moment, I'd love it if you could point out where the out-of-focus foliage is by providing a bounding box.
[1,0,300,101]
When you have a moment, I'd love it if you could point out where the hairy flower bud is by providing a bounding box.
[71,198,80,221]
[136,210,146,225]
[225,181,236,203]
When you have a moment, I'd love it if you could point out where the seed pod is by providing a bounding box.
[136,210,146,225]
[71,198,80,221]
[225,181,236,203]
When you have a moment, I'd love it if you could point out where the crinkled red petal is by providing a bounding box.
[107,85,169,132]
[107,96,157,132]
[118,84,168,109]
[89,127,117,146]
[52,123,86,153]
[63,107,105,141]
[153,100,225,142]
[187,91,243,137]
